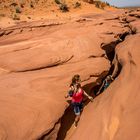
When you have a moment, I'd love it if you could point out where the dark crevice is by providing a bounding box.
[101,31,129,62]
[102,29,130,78]
[129,13,140,18]
[88,54,106,58]
[38,120,60,140]
[56,105,75,140]
[105,17,119,21]
[82,81,101,98]
[56,36,127,140]
[89,55,122,96]
[119,31,130,40]
[106,49,115,62]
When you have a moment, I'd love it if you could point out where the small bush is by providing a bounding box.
[105,2,110,6]
[83,0,94,4]
[94,1,107,9]
[55,0,61,4]
[74,2,81,8]
[15,7,22,13]
[12,14,20,20]
[59,3,69,12]
[19,0,26,8]
[30,1,34,8]
[89,0,94,4]
[100,2,106,9]
[95,2,100,8]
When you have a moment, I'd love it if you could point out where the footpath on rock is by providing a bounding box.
[0,2,140,140]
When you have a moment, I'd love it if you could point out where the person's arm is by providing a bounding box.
[110,75,114,81]
[65,86,74,98]
[96,80,105,95]
[83,90,93,102]
[65,94,70,98]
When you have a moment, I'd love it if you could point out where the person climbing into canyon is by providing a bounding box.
[96,75,114,95]
[65,75,93,127]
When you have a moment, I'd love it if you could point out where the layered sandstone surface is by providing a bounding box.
[0,5,140,140]
[69,9,140,140]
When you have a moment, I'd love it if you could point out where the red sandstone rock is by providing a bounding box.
[0,9,139,140]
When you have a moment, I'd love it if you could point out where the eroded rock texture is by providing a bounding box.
[0,9,139,140]
[69,10,140,140]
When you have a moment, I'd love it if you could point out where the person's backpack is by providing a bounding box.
[68,89,74,97]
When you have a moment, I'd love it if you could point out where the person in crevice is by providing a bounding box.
[65,75,93,127]
[96,75,114,95]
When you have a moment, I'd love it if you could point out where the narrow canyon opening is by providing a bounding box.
[56,28,133,140]
[56,47,122,140]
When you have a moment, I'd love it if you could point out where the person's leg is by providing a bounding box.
[75,114,80,127]
[73,104,81,127]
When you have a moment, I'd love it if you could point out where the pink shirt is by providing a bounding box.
[72,89,84,103]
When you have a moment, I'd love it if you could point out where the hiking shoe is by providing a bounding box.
[74,121,78,127]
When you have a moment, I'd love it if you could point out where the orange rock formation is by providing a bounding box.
[0,1,140,140]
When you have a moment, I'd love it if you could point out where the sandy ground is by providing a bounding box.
[0,0,116,28]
